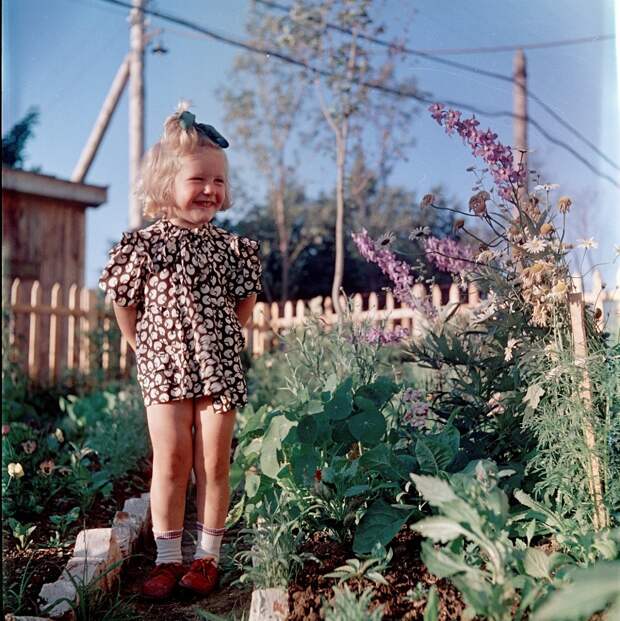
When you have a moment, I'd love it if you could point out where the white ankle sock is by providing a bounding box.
[195,522,226,564]
[153,528,183,565]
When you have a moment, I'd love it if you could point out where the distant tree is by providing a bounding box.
[273,0,421,313]
[220,8,307,301]
[1,107,39,169]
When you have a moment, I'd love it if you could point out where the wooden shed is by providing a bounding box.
[2,167,107,290]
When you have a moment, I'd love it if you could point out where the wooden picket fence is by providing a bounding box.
[4,270,619,386]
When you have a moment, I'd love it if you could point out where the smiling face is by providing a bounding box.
[171,149,227,227]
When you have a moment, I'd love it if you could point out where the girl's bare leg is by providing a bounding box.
[193,395,237,529]
[146,398,194,531]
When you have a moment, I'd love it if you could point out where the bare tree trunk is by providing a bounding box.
[331,122,348,315]
[274,167,290,301]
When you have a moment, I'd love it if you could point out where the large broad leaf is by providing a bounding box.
[356,377,399,410]
[423,586,439,621]
[411,517,466,542]
[290,444,320,486]
[415,427,460,474]
[352,499,413,554]
[531,561,620,621]
[244,470,261,498]
[347,408,386,446]
[411,474,458,505]
[523,548,552,579]
[259,415,296,479]
[297,415,317,445]
[420,540,479,579]
[324,377,353,421]
[359,444,408,480]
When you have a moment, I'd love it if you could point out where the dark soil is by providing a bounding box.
[2,458,151,617]
[288,528,468,621]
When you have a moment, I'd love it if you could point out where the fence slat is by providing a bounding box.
[49,283,61,384]
[67,284,79,371]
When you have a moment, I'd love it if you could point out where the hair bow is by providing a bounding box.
[178,110,229,148]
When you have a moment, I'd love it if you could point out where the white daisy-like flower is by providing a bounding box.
[377,232,395,247]
[476,249,496,264]
[550,279,569,299]
[577,238,598,250]
[408,226,431,240]
[522,237,548,254]
[504,338,519,362]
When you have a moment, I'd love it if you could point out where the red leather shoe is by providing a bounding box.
[178,557,219,596]
[140,562,186,600]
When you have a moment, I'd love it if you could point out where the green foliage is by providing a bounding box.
[3,553,38,615]
[233,498,314,589]
[7,518,37,550]
[325,543,392,586]
[1,107,39,169]
[410,461,577,621]
[520,339,620,525]
[322,585,385,621]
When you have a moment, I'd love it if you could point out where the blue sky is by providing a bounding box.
[3,0,619,290]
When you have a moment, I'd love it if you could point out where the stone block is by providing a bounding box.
[249,588,289,621]
[6,616,53,621]
[123,496,150,536]
[112,511,140,558]
[73,529,121,567]
[38,580,76,619]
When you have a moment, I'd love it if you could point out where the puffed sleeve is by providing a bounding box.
[230,236,263,302]
[98,231,150,307]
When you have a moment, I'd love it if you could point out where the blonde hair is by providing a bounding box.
[137,103,232,221]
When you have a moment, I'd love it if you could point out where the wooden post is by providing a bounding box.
[513,49,528,205]
[129,0,146,230]
[67,284,79,372]
[568,292,609,530]
[72,56,131,182]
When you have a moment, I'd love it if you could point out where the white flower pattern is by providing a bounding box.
[99,218,262,413]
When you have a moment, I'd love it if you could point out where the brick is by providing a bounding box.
[73,529,121,566]
[38,580,76,619]
[249,588,289,621]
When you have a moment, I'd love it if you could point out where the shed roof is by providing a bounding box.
[2,167,107,207]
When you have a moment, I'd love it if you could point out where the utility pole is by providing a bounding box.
[513,49,528,205]
[129,0,146,230]
[71,56,131,183]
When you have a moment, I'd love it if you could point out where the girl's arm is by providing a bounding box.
[112,303,138,352]
[235,294,257,327]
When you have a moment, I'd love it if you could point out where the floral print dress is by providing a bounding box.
[98,218,262,413]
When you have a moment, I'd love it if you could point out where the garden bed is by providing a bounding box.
[289,529,468,621]
[2,458,151,617]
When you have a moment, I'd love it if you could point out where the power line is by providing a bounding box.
[256,1,614,55]
[255,0,619,173]
[96,0,620,189]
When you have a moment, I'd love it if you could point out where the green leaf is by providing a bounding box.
[356,377,398,410]
[305,399,324,415]
[523,548,552,579]
[324,377,353,421]
[344,484,370,497]
[411,517,466,542]
[290,444,320,486]
[415,428,459,475]
[244,471,261,498]
[347,408,386,446]
[420,540,477,578]
[353,499,412,554]
[259,415,296,479]
[359,444,409,480]
[411,474,458,505]
[532,561,620,621]
[297,415,317,444]
[423,586,439,621]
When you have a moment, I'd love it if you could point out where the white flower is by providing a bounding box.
[408,227,431,240]
[54,428,65,443]
[377,232,395,247]
[504,338,518,362]
[550,279,569,299]
[522,237,548,254]
[476,249,496,264]
[7,463,24,479]
[577,238,598,250]
[534,183,560,192]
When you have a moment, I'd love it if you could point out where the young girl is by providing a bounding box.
[98,103,262,600]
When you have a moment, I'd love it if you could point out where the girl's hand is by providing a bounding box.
[235,294,257,327]
[112,303,138,352]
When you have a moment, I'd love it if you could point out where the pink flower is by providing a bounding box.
[423,236,474,274]
[360,326,409,345]
[2,424,10,436]
[428,104,526,198]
